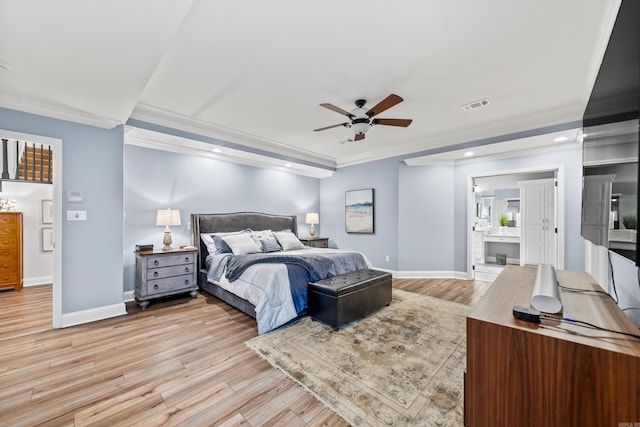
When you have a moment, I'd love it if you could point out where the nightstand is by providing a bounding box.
[135,247,198,309]
[299,237,329,248]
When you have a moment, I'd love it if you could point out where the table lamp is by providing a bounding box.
[156,208,181,251]
[306,212,319,238]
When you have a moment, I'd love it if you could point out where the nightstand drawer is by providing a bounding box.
[148,264,194,280]
[146,275,195,295]
[300,237,329,248]
[146,253,194,268]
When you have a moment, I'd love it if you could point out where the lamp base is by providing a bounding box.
[309,224,316,237]
[162,230,173,251]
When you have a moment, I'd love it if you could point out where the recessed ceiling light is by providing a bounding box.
[553,136,569,142]
[211,148,222,153]
[464,151,475,157]
[284,163,292,168]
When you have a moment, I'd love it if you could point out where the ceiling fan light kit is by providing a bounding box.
[314,94,412,141]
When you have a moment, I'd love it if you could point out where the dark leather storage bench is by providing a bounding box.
[308,269,392,330]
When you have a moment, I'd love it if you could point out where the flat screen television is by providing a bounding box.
[581,0,640,265]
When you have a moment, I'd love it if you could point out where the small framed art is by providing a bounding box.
[345,188,374,234]
[42,228,54,252]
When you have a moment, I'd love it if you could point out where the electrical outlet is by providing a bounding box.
[67,210,87,221]
[385,255,390,262]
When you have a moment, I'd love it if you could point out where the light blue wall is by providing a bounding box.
[324,145,584,274]
[123,144,320,292]
[320,158,400,269]
[0,107,124,314]
[453,146,584,272]
[398,163,455,271]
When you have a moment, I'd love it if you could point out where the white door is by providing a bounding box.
[519,179,556,267]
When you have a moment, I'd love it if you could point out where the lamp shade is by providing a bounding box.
[156,209,181,227]
[306,212,319,224]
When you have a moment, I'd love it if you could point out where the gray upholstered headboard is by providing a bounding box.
[190,212,299,274]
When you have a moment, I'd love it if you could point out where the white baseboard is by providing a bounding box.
[61,303,127,328]
[372,268,469,280]
[123,290,135,302]
[23,276,53,287]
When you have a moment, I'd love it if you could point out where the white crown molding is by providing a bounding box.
[0,94,121,129]
[582,0,623,105]
[125,131,334,179]
[130,103,336,169]
[337,106,585,168]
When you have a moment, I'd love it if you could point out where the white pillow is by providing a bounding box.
[250,229,273,245]
[273,231,305,251]
[221,233,262,255]
[200,233,217,254]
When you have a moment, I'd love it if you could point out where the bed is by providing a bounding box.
[191,212,371,333]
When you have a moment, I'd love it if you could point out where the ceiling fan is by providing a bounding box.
[314,94,412,141]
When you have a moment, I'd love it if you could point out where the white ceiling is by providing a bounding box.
[0,0,621,174]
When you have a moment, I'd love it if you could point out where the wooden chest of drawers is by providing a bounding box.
[135,248,198,309]
[0,212,23,291]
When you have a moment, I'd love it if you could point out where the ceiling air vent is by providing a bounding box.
[462,98,490,112]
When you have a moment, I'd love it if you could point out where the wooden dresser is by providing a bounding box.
[465,265,640,426]
[0,212,23,291]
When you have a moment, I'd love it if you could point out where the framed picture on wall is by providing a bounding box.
[41,199,53,224]
[345,188,374,233]
[42,228,54,252]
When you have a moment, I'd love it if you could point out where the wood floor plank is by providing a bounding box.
[0,276,490,426]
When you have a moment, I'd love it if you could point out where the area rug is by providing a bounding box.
[245,289,468,426]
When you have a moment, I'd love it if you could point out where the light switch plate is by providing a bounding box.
[67,190,84,203]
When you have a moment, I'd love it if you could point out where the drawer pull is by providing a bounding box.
[185,279,190,285]
[185,257,190,262]
[185,267,190,273]
[154,260,159,266]
[154,284,159,290]
[153,272,159,277]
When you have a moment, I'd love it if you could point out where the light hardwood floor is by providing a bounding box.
[0,278,491,426]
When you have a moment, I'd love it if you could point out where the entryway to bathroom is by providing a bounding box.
[468,166,564,281]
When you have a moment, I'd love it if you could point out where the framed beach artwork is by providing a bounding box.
[345,188,374,233]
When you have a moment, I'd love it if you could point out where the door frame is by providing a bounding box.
[2,129,62,328]
[466,164,565,279]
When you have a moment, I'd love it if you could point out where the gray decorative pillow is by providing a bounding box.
[250,229,273,245]
[273,231,305,251]
[221,233,261,255]
[249,229,282,252]
[261,234,282,252]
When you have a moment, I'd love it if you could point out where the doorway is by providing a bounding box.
[1,129,62,328]
[467,165,565,280]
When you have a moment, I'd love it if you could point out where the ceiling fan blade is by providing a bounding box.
[372,118,413,127]
[320,103,354,117]
[354,133,366,141]
[366,94,403,117]
[314,123,349,132]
